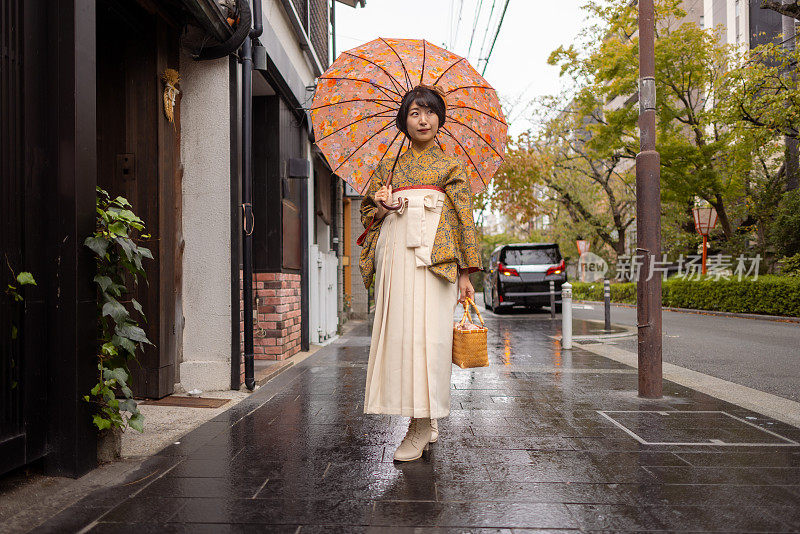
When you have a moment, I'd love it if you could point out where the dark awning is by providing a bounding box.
[335,0,366,7]
[180,0,234,42]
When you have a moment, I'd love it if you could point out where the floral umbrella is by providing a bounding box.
[310,38,507,195]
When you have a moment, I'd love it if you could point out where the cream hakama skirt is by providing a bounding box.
[363,187,459,419]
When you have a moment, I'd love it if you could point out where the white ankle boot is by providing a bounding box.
[393,417,431,461]
[429,419,438,443]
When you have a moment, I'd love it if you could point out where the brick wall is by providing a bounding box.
[349,199,370,319]
[239,272,302,383]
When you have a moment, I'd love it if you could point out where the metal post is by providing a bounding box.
[241,37,255,391]
[782,0,798,190]
[241,3,263,391]
[549,280,555,319]
[604,278,611,331]
[636,0,663,398]
[561,282,572,349]
[701,234,708,275]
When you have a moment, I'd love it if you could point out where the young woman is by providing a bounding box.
[358,85,482,461]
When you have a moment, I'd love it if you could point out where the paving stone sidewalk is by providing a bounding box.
[27,310,800,533]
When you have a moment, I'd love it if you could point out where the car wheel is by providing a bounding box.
[484,287,493,311]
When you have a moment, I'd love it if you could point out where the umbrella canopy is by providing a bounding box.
[310,38,507,195]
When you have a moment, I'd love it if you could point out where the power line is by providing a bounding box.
[481,0,510,76]
[467,0,485,59]
[477,0,497,62]
[453,0,465,49]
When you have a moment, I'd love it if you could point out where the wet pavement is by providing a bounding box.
[29,309,800,532]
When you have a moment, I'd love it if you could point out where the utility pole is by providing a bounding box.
[783,0,798,191]
[636,0,663,398]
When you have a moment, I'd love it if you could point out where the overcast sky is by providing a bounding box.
[334,0,586,135]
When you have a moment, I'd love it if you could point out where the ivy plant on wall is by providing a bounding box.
[84,188,153,432]
[5,261,36,391]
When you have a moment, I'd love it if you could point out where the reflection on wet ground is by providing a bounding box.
[30,309,800,532]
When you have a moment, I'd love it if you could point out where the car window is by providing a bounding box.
[503,247,561,265]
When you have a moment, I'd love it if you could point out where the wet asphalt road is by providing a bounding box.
[567,302,800,402]
[28,304,800,532]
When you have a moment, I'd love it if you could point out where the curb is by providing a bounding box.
[550,322,637,342]
[254,360,294,387]
[576,300,800,324]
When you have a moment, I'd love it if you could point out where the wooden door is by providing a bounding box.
[96,0,180,398]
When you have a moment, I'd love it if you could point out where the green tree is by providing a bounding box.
[549,0,743,241]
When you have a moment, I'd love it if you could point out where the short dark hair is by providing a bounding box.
[395,86,447,136]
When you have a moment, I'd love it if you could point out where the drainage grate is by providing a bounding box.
[597,410,799,446]
[140,396,231,408]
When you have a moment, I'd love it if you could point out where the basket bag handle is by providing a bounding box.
[457,297,485,329]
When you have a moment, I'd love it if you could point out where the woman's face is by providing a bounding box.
[405,102,439,145]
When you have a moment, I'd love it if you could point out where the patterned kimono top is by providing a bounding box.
[359,145,482,289]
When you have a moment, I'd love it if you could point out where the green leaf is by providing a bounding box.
[117,237,135,261]
[120,384,133,398]
[93,414,112,430]
[101,342,118,357]
[108,221,127,236]
[102,298,130,323]
[91,383,102,396]
[131,298,143,317]
[114,335,137,355]
[94,275,113,292]
[11,325,17,340]
[83,395,90,402]
[106,283,124,298]
[84,236,110,257]
[114,196,132,208]
[16,272,36,286]
[127,412,144,432]
[103,366,129,384]
[115,323,151,344]
[101,386,116,402]
[118,399,137,412]
[138,247,154,260]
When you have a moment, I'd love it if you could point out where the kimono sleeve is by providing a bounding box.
[444,163,482,274]
[357,162,387,289]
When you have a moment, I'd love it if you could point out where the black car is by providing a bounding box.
[483,243,567,313]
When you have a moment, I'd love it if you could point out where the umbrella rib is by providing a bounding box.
[387,136,409,187]
[432,57,466,86]
[447,104,507,125]
[379,38,413,91]
[443,116,505,159]
[420,40,427,86]
[310,98,398,112]
[332,119,397,174]
[315,111,397,143]
[318,76,402,99]
[341,51,408,95]
[446,84,494,95]
[361,130,404,194]
[439,126,487,187]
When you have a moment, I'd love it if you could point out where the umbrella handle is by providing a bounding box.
[379,199,403,211]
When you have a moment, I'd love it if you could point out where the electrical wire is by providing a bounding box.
[476,0,497,69]
[481,0,511,75]
[453,0,465,49]
[467,0,485,59]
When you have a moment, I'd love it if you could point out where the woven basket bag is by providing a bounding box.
[452,297,489,369]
